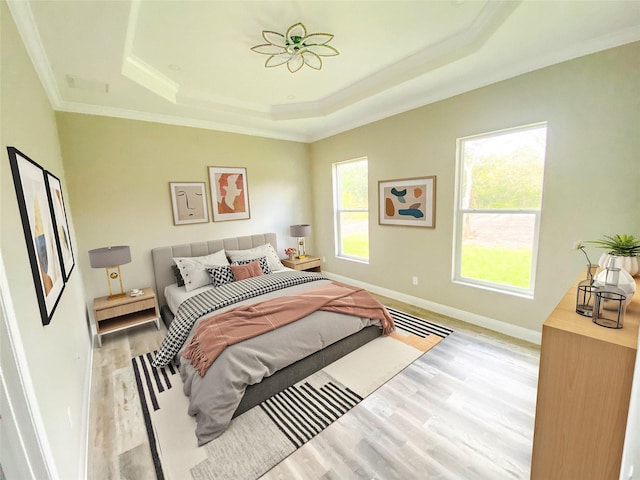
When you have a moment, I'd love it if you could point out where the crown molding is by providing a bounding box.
[121,0,178,103]
[124,1,519,122]
[305,22,640,142]
[55,100,311,143]
[7,0,61,109]
[10,0,640,144]
[267,0,521,121]
[121,54,179,104]
[177,88,272,118]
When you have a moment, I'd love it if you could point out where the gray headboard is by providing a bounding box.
[151,232,278,307]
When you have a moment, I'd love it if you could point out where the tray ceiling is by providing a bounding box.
[9,0,640,142]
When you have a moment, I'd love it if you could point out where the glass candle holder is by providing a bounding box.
[593,285,626,329]
[575,264,598,317]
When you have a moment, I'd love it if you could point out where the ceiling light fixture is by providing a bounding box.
[251,22,339,73]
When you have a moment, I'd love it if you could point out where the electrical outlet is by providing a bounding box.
[322,256,326,263]
[412,276,419,286]
[628,464,634,479]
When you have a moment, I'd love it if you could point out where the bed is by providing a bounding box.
[150,233,388,445]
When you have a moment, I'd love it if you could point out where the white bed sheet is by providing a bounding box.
[164,267,293,315]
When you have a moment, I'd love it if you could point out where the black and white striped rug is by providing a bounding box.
[133,308,452,480]
[387,307,454,339]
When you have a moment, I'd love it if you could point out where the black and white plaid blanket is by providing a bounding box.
[153,271,328,367]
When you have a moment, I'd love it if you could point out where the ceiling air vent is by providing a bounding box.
[65,74,109,93]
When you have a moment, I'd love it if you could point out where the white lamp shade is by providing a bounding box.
[290,224,311,237]
[88,246,131,268]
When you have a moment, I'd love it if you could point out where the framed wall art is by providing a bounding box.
[208,166,250,221]
[169,182,209,225]
[7,147,65,325]
[46,171,75,280]
[379,176,437,228]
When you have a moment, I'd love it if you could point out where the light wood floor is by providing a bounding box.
[87,294,540,479]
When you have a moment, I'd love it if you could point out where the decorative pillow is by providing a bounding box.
[207,266,235,287]
[227,243,284,272]
[171,264,185,287]
[230,260,263,281]
[232,256,271,275]
[173,250,229,292]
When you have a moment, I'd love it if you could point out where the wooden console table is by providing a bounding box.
[530,274,639,479]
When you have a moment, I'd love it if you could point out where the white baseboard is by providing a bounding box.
[79,342,93,480]
[324,271,542,345]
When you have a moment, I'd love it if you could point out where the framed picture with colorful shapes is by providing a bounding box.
[208,166,250,222]
[379,176,436,228]
[7,146,65,325]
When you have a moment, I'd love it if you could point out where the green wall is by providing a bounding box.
[55,113,311,303]
[58,42,640,339]
[2,4,639,475]
[310,41,640,335]
[1,2,91,478]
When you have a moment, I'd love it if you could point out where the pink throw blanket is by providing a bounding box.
[183,282,394,376]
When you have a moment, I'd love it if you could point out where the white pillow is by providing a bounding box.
[226,243,284,272]
[173,249,229,292]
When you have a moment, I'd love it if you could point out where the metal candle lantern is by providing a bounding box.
[592,264,626,329]
[576,264,598,317]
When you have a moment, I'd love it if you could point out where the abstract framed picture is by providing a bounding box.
[379,176,437,228]
[169,182,209,225]
[45,171,75,280]
[208,166,250,222]
[7,147,65,325]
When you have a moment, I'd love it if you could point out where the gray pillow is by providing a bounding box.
[171,264,185,287]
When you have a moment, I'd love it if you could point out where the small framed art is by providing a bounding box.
[45,171,75,280]
[208,166,250,222]
[379,176,436,228]
[7,146,65,325]
[169,182,209,225]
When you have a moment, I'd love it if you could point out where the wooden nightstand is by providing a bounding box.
[281,255,322,272]
[92,287,160,347]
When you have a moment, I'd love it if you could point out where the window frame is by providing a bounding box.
[332,157,369,263]
[452,123,547,298]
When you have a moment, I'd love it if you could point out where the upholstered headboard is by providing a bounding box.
[151,232,278,307]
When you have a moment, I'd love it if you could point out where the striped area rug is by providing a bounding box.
[133,308,451,480]
[259,379,362,449]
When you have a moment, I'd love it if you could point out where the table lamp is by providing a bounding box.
[89,246,131,299]
[289,224,311,259]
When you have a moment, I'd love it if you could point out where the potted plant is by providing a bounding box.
[588,234,640,277]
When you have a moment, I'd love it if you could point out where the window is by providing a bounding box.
[333,158,369,262]
[453,123,547,297]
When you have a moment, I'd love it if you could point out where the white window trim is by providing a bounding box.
[332,157,369,263]
[452,123,546,298]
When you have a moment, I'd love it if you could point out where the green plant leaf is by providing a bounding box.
[587,234,640,256]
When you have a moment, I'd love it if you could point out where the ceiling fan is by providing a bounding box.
[251,22,339,73]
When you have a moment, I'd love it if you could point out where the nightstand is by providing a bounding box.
[92,287,160,347]
[281,255,322,272]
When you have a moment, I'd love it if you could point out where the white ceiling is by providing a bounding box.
[9,0,640,142]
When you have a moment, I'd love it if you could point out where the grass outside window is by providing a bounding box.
[460,245,532,288]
